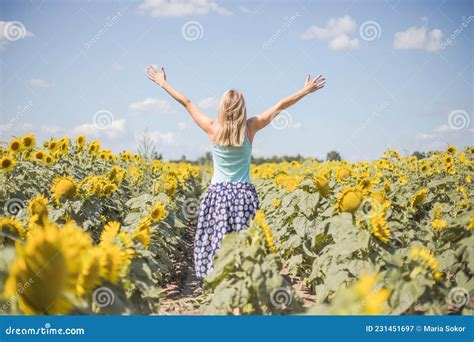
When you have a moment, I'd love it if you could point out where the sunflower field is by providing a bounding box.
[0,134,473,316]
[0,134,201,315]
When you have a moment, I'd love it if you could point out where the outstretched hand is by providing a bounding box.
[303,74,326,93]
[147,65,167,87]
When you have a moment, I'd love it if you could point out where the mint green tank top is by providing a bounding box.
[211,131,252,184]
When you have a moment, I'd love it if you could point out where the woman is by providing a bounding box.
[146,66,326,279]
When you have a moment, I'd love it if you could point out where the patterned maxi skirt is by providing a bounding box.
[194,182,259,279]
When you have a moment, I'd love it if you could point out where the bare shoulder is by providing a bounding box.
[246,117,258,142]
[208,121,220,144]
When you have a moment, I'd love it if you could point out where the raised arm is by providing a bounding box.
[248,74,326,136]
[146,65,214,135]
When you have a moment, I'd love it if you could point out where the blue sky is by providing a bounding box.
[0,0,472,161]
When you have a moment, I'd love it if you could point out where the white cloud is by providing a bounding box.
[415,132,436,140]
[198,96,219,110]
[27,79,54,89]
[302,15,356,40]
[393,25,444,52]
[416,125,473,141]
[128,97,174,114]
[137,0,231,17]
[328,34,359,50]
[301,15,359,50]
[149,130,178,146]
[73,119,126,139]
[0,21,34,51]
[238,6,255,14]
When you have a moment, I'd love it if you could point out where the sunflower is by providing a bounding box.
[408,246,439,278]
[99,151,108,160]
[0,217,25,241]
[100,221,121,245]
[162,173,179,196]
[8,138,22,153]
[431,206,447,230]
[271,198,281,208]
[130,165,144,184]
[433,205,443,219]
[133,218,151,247]
[44,154,55,165]
[47,138,59,152]
[75,247,105,296]
[31,149,46,162]
[51,176,77,204]
[420,162,430,173]
[337,187,363,213]
[446,145,457,155]
[398,175,408,185]
[468,215,474,229]
[59,221,94,279]
[371,191,387,205]
[285,177,300,191]
[149,202,168,222]
[255,211,277,253]
[336,167,351,182]
[99,244,126,283]
[314,174,330,196]
[3,221,91,314]
[443,154,454,166]
[409,188,428,209]
[116,231,135,261]
[102,183,117,197]
[354,274,391,315]
[58,140,69,155]
[108,165,126,185]
[120,151,133,162]
[357,177,373,194]
[457,186,468,199]
[355,274,379,297]
[431,219,447,229]
[75,135,86,150]
[20,134,36,150]
[27,194,48,217]
[87,141,101,155]
[99,222,134,278]
[0,155,15,172]
[466,175,472,184]
[369,210,390,243]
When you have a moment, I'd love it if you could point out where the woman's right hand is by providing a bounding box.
[147,65,167,87]
[303,74,326,94]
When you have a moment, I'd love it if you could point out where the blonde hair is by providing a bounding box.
[215,89,247,147]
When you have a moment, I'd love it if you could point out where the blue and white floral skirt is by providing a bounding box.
[194,182,259,279]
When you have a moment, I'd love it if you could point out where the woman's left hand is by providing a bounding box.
[147,65,167,87]
[303,74,326,93]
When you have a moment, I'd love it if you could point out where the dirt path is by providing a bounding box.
[158,219,203,315]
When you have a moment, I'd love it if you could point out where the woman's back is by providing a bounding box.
[211,127,252,184]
